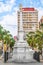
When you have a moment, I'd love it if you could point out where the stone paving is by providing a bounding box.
[0,55,43,65]
[0,58,43,65]
[0,60,43,65]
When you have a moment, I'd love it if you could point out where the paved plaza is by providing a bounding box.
[0,59,43,65]
[0,61,43,65]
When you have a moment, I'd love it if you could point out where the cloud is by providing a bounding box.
[0,0,16,13]
[0,11,17,36]
[1,24,17,36]
[0,4,11,12]
[4,13,17,25]
[0,0,17,36]
[2,24,17,36]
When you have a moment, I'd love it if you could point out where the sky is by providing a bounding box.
[0,0,43,36]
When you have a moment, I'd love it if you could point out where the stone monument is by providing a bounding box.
[12,10,35,62]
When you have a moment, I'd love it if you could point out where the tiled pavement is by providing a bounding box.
[0,58,43,65]
[0,56,43,63]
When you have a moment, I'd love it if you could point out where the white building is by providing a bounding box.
[17,5,39,35]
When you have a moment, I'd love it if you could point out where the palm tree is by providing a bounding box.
[3,30,15,48]
[26,32,37,49]
[0,25,15,49]
[35,30,43,52]
[26,30,43,51]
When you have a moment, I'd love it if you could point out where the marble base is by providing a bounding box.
[12,41,35,62]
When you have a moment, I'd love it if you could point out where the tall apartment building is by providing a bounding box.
[17,5,39,35]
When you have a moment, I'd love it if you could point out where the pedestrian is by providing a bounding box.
[6,45,10,60]
[33,51,37,60]
[36,51,40,62]
[3,41,7,63]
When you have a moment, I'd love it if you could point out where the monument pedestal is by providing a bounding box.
[12,41,35,62]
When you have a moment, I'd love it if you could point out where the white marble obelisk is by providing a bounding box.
[18,11,24,42]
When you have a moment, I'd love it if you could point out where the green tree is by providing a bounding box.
[26,32,37,49]
[26,30,43,51]
[35,30,43,51]
[0,25,4,40]
[0,25,15,49]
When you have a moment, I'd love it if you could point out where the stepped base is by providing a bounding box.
[12,40,35,63]
[12,58,36,63]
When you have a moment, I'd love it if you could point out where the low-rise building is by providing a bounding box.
[39,16,43,31]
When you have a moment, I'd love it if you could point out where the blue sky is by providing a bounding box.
[0,0,43,36]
